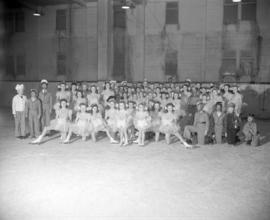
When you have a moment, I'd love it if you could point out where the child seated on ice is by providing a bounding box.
[242,114,260,147]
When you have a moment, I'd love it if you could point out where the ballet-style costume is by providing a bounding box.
[230,92,243,116]
[105,108,118,132]
[90,111,106,133]
[126,108,135,129]
[70,112,92,137]
[48,108,71,133]
[134,111,151,131]
[115,109,129,131]
[150,110,162,133]
[56,90,71,103]
[159,112,180,134]
[87,93,100,106]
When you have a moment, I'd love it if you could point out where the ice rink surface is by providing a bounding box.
[0,108,270,220]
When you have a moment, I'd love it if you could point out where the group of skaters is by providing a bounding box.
[12,79,260,148]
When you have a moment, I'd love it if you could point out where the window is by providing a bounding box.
[223,4,238,24]
[223,0,256,25]
[15,11,25,32]
[56,9,67,31]
[165,51,178,76]
[114,6,126,28]
[220,57,236,74]
[57,52,66,75]
[5,12,14,34]
[16,55,26,76]
[6,56,15,77]
[166,2,179,25]
[242,2,256,21]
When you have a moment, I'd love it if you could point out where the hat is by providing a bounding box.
[227,102,235,108]
[30,89,37,94]
[15,84,24,91]
[40,79,48,85]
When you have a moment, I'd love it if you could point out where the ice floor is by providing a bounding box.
[0,108,270,220]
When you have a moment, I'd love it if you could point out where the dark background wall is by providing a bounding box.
[0,0,269,82]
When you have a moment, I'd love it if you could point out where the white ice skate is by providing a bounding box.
[30,136,42,145]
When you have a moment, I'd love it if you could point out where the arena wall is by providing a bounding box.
[0,0,269,82]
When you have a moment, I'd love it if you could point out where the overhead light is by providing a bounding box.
[33,8,43,16]
[121,5,130,9]
[121,0,135,10]
[232,0,241,2]
[33,10,41,16]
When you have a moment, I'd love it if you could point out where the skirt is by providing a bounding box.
[91,118,106,132]
[49,118,69,133]
[159,122,179,134]
[70,120,91,136]
[116,119,128,130]
[106,118,118,132]
[150,118,161,133]
[134,119,151,131]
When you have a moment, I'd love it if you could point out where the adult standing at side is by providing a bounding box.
[39,79,52,130]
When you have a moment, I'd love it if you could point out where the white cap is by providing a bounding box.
[15,84,24,91]
[41,79,48,84]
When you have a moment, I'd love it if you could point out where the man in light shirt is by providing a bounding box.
[12,84,27,138]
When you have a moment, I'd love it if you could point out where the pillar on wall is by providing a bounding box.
[133,3,145,81]
[97,0,113,80]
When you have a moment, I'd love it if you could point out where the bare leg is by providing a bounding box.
[91,132,96,142]
[31,127,49,144]
[165,133,171,145]
[63,129,73,143]
[60,132,67,142]
[105,129,118,144]
[123,129,129,146]
[155,132,160,142]
[82,135,86,141]
[141,131,145,146]
[137,131,142,145]
[174,132,193,148]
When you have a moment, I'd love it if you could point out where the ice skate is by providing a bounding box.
[30,136,42,145]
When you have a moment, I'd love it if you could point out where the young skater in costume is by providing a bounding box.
[160,103,192,148]
[115,101,129,146]
[133,103,152,146]
[149,101,162,142]
[64,103,91,143]
[89,104,117,143]
[31,99,72,144]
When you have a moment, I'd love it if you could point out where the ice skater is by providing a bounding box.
[64,103,91,143]
[31,99,72,144]
[160,103,192,148]
[133,103,151,146]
